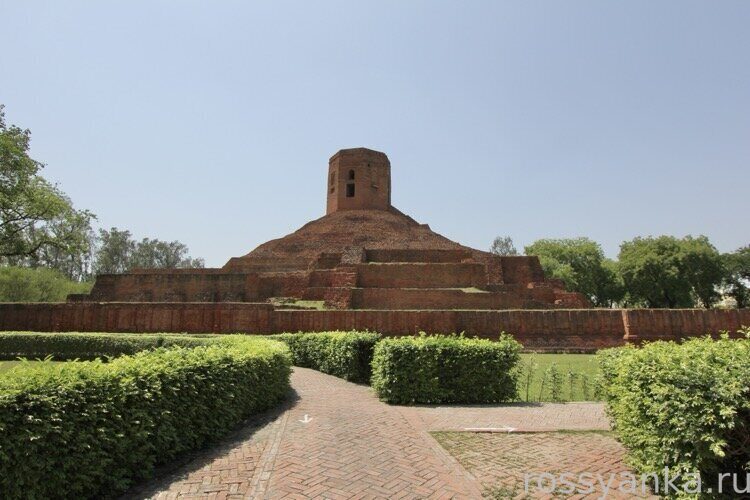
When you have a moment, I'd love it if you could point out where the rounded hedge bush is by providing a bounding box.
[598,334,750,494]
[270,331,380,383]
[371,333,521,404]
[0,336,291,499]
[0,331,218,360]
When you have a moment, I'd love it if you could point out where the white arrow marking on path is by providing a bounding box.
[299,414,312,424]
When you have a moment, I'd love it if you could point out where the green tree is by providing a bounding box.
[618,235,724,308]
[93,227,204,274]
[131,238,205,269]
[722,245,750,308]
[0,266,92,302]
[93,228,135,274]
[0,105,95,272]
[490,235,518,256]
[524,237,623,307]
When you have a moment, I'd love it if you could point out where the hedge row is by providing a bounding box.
[598,335,750,494]
[371,334,522,404]
[0,337,291,499]
[0,331,219,360]
[270,331,380,383]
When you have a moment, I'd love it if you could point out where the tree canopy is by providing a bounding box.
[94,228,204,274]
[0,105,95,279]
[618,235,724,308]
[524,237,623,307]
[489,235,518,256]
[0,105,205,300]
[722,245,750,308]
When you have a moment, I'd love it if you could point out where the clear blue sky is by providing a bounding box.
[3,1,748,267]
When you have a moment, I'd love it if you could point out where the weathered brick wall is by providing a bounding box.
[498,256,546,284]
[356,263,487,288]
[327,148,391,214]
[365,249,471,263]
[351,288,527,310]
[622,308,749,342]
[89,273,252,302]
[309,270,357,288]
[0,302,274,334]
[86,272,311,303]
[1,304,747,353]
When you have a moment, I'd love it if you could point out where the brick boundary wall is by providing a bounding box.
[0,303,747,352]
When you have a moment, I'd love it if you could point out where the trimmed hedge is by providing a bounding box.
[0,331,218,360]
[270,331,380,383]
[0,337,291,499]
[371,334,522,404]
[598,334,750,494]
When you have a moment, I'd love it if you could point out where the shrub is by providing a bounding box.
[0,337,291,499]
[0,332,218,360]
[371,333,522,404]
[0,266,92,302]
[270,331,380,383]
[597,335,750,494]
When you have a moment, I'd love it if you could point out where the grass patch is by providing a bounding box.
[517,353,600,402]
[269,298,327,310]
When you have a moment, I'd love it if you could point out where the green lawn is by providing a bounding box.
[518,353,601,402]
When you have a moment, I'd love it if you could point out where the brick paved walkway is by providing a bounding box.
[125,368,624,499]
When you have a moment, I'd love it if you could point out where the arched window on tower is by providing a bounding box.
[348,169,355,180]
[330,172,335,193]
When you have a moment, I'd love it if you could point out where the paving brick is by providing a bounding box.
[126,368,634,499]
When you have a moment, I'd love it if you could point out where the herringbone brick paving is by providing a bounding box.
[125,368,631,499]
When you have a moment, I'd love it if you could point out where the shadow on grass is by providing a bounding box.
[119,387,301,499]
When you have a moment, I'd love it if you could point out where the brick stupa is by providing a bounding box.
[78,148,588,309]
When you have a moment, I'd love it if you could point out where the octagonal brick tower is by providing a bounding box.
[326,148,391,214]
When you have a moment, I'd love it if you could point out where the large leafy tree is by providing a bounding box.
[722,245,750,308]
[93,228,136,274]
[0,105,95,277]
[524,237,623,307]
[94,227,204,274]
[618,235,724,308]
[130,238,205,269]
[490,235,518,256]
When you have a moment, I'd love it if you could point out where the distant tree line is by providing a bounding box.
[0,105,203,301]
[491,235,749,309]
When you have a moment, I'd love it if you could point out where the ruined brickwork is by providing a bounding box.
[72,148,589,310]
[1,303,747,352]
[3,147,744,351]
[327,148,391,214]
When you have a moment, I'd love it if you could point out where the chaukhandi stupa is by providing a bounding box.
[76,148,588,310]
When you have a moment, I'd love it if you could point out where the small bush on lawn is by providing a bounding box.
[597,333,750,494]
[371,333,521,404]
[271,331,380,383]
[0,331,217,360]
[0,337,291,499]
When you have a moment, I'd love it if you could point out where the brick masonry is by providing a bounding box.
[0,303,747,352]
[74,148,593,311]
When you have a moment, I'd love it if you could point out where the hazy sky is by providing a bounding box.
[3,1,748,266]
